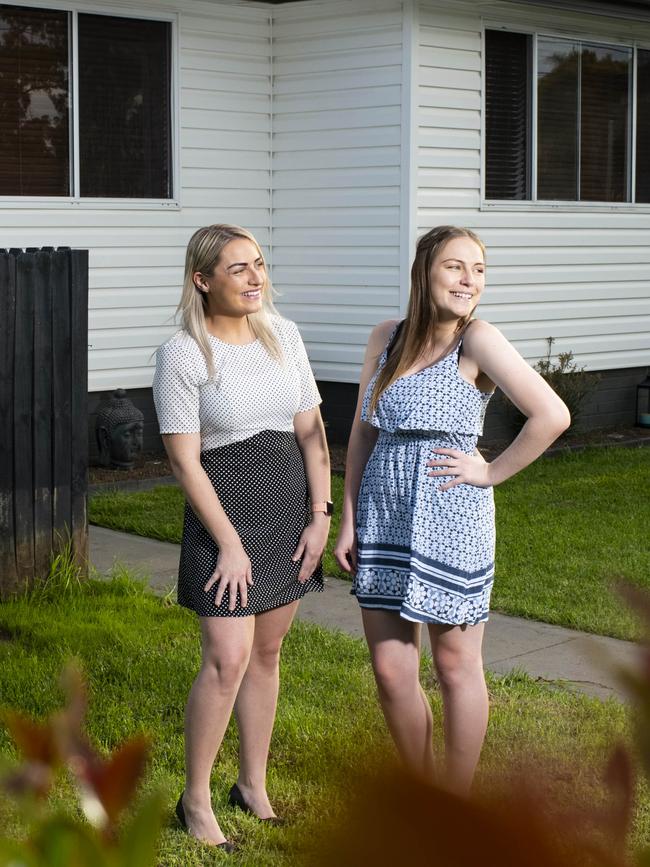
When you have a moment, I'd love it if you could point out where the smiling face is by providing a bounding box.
[194,237,266,318]
[429,236,485,325]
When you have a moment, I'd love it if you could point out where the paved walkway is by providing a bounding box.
[90,525,640,703]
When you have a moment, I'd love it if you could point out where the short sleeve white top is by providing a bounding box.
[152,315,322,451]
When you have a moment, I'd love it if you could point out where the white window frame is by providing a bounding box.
[0,0,180,209]
[481,20,650,212]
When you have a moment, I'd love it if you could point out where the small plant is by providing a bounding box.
[504,337,601,434]
[0,663,164,866]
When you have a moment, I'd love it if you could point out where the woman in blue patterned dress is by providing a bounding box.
[334,225,570,795]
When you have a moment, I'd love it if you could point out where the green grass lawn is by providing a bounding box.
[89,446,650,641]
[0,573,648,864]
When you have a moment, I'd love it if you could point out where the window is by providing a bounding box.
[0,4,172,199]
[485,27,650,204]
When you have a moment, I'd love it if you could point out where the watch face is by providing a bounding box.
[326,500,334,516]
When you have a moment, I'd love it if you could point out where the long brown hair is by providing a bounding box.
[177,224,282,379]
[369,225,485,414]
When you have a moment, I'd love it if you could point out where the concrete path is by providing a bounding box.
[90,525,640,703]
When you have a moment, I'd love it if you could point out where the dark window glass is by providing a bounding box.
[537,38,579,200]
[0,5,69,196]
[580,44,630,201]
[636,49,650,202]
[485,29,531,200]
[78,14,171,198]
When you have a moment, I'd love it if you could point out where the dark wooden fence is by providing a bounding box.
[0,247,89,597]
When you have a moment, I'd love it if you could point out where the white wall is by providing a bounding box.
[0,0,272,391]
[416,0,650,370]
[270,0,405,382]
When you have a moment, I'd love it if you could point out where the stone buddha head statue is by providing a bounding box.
[95,389,144,469]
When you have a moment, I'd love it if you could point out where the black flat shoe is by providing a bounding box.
[228,783,285,825]
[175,792,238,852]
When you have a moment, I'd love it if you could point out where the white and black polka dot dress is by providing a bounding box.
[353,322,495,626]
[152,315,324,617]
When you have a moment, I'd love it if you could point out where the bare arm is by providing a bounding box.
[334,320,398,572]
[293,407,331,582]
[162,432,252,609]
[428,321,571,489]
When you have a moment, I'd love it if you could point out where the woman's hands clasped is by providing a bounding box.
[426,448,492,491]
[204,542,253,611]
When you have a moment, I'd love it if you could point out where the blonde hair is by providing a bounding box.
[178,224,283,379]
[369,225,486,414]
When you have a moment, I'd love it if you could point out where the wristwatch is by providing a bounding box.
[312,500,334,517]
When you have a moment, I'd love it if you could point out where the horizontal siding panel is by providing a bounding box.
[418,106,480,130]
[182,70,270,95]
[181,49,270,77]
[481,282,650,305]
[180,12,270,41]
[488,247,650,267]
[183,168,270,190]
[273,187,399,208]
[482,300,650,322]
[273,105,401,133]
[418,147,480,169]
[485,263,650,285]
[419,67,480,90]
[181,188,270,209]
[272,266,399,287]
[273,127,401,151]
[183,147,269,170]
[419,25,481,52]
[418,7,483,32]
[89,327,179,351]
[271,246,398,267]
[180,128,269,151]
[418,86,481,110]
[417,188,481,208]
[271,6,402,38]
[91,288,183,309]
[273,27,402,57]
[418,168,480,189]
[274,47,402,77]
[272,207,400,228]
[272,226,398,246]
[180,31,270,58]
[0,208,271,231]
[273,167,400,190]
[273,145,400,171]
[275,286,397,306]
[278,304,396,326]
[419,128,480,149]
[274,85,401,114]
[90,368,157,390]
[90,308,177,329]
[511,333,650,359]
[419,45,481,72]
[480,228,650,248]
[182,87,270,114]
[181,108,269,133]
[274,66,402,94]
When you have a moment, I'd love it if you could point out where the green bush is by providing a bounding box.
[505,336,600,433]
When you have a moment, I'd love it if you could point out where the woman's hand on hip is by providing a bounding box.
[292,515,330,583]
[204,542,253,611]
[426,448,492,491]
[334,522,357,574]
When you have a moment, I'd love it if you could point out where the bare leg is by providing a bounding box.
[362,609,436,780]
[428,621,488,797]
[233,601,299,818]
[182,615,255,844]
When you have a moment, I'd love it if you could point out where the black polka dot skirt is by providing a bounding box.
[178,429,323,617]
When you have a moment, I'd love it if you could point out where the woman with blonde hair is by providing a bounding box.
[334,225,569,796]
[153,224,331,850]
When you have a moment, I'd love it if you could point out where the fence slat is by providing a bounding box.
[51,250,72,537]
[32,250,54,577]
[14,252,35,587]
[70,249,89,569]
[0,252,17,591]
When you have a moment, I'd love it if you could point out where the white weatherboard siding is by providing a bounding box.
[0,0,272,392]
[271,0,405,383]
[417,0,650,371]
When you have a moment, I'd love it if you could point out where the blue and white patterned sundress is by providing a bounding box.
[353,323,496,625]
